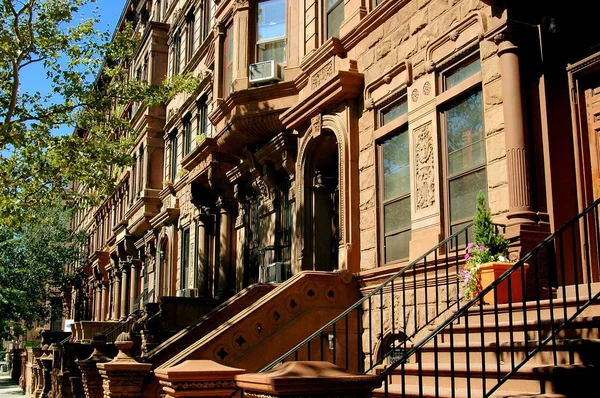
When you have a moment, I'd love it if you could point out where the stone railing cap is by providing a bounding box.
[155,360,245,381]
[235,361,382,394]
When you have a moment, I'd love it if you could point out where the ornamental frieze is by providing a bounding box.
[414,122,435,211]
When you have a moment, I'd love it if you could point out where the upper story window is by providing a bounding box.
[183,114,192,156]
[223,24,234,97]
[172,29,182,76]
[257,0,286,63]
[377,97,410,264]
[170,130,178,182]
[439,55,485,238]
[142,54,149,82]
[186,9,196,62]
[180,227,190,290]
[197,96,209,138]
[325,0,344,39]
[155,0,161,22]
[202,0,213,42]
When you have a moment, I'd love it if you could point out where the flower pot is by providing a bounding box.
[480,262,529,305]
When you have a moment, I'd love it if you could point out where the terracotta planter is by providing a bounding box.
[479,262,529,305]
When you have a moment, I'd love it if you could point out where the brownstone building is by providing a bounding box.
[20,0,600,397]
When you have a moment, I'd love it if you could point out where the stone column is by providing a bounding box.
[120,262,131,318]
[129,262,140,313]
[496,34,537,226]
[236,362,382,398]
[97,333,152,397]
[100,281,108,322]
[113,270,122,320]
[197,216,208,297]
[155,360,245,398]
[77,334,112,398]
[94,281,102,322]
[217,201,235,299]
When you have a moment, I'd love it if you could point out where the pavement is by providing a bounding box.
[0,373,23,397]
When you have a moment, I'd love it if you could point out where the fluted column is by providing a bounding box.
[100,281,108,322]
[217,201,235,299]
[113,271,122,320]
[197,215,208,297]
[94,280,102,322]
[496,34,536,225]
[120,262,130,318]
[129,262,140,313]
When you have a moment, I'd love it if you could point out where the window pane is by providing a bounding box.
[445,57,481,90]
[446,90,484,176]
[384,197,411,234]
[382,99,408,126]
[327,0,344,39]
[449,169,486,224]
[258,0,286,42]
[385,230,411,263]
[258,39,287,63]
[382,130,410,201]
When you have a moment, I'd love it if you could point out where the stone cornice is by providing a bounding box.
[364,60,412,111]
[134,21,170,60]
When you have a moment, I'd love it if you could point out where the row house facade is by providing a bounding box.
[41,0,600,396]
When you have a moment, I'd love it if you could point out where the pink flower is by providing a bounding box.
[479,245,485,250]
[465,253,470,260]
[467,243,474,249]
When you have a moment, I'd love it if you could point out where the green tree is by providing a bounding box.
[0,203,86,339]
[0,0,199,223]
[473,191,508,257]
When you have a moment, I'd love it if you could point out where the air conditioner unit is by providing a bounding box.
[185,288,199,298]
[264,262,291,283]
[249,60,281,84]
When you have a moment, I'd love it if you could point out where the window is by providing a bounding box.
[257,0,286,63]
[186,9,195,61]
[183,114,192,155]
[202,0,212,42]
[381,99,408,126]
[223,24,234,97]
[131,155,137,203]
[156,0,161,21]
[197,97,208,138]
[170,130,178,182]
[180,228,190,290]
[172,30,182,75]
[142,54,149,82]
[325,0,344,39]
[378,128,411,263]
[441,57,486,238]
[138,146,144,196]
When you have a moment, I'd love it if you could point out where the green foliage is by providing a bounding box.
[0,203,86,339]
[0,0,201,224]
[473,191,508,257]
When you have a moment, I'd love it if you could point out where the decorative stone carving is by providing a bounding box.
[311,60,335,90]
[411,88,419,103]
[414,123,436,211]
[422,81,431,96]
[311,114,322,136]
[425,60,436,73]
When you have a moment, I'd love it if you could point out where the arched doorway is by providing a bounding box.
[306,131,340,271]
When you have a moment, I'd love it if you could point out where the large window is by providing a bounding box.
[186,9,195,62]
[325,0,344,39]
[172,29,182,76]
[170,130,178,182]
[257,0,286,63]
[183,114,192,156]
[180,228,190,290]
[197,97,208,138]
[223,24,234,97]
[378,127,411,263]
[441,56,486,237]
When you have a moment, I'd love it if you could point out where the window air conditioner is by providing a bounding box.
[185,288,199,298]
[249,60,281,84]
[264,262,291,283]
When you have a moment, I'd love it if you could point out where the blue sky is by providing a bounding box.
[18,0,126,136]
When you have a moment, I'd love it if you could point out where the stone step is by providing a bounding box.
[373,382,566,398]
[384,362,550,394]
[436,316,600,344]
[413,338,600,367]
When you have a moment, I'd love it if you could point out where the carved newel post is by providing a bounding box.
[77,334,112,398]
[97,332,152,397]
[39,345,53,398]
[155,360,245,398]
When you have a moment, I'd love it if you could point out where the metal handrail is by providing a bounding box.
[261,222,474,372]
[102,309,144,343]
[382,196,600,397]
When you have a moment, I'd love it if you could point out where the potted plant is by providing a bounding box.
[458,192,528,304]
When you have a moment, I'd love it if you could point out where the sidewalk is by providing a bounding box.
[0,373,23,397]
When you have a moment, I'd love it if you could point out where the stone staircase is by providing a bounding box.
[374,286,600,397]
[141,270,361,397]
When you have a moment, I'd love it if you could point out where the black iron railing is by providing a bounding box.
[261,224,475,372]
[102,309,144,343]
[382,197,600,397]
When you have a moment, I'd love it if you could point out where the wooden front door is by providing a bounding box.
[582,83,600,203]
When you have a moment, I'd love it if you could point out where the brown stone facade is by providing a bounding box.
[46,0,600,397]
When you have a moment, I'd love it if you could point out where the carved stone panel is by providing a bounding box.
[414,122,435,211]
